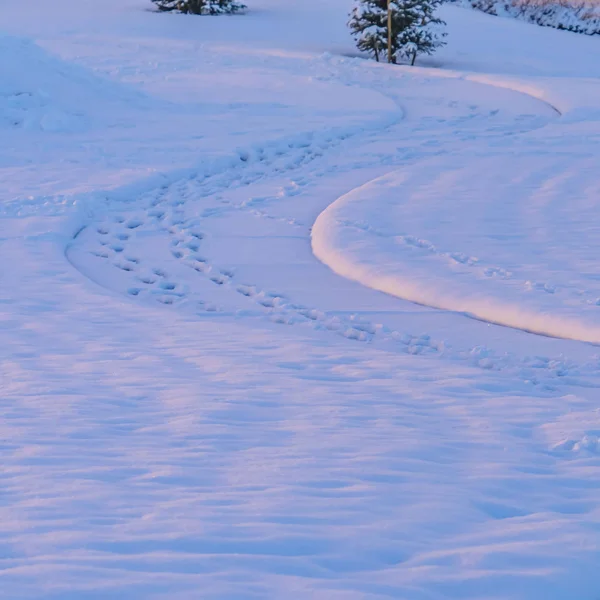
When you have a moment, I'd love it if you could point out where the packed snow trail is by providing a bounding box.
[68,57,584,385]
[312,29,600,345]
[3,1,600,599]
[312,110,600,343]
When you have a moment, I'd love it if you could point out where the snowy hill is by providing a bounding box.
[456,0,600,35]
[2,1,600,598]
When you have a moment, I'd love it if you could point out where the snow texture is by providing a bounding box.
[454,0,600,35]
[2,0,600,598]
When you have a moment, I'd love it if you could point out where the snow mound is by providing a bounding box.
[0,33,145,132]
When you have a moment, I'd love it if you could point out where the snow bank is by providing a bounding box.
[312,20,600,345]
[0,33,145,132]
[312,125,600,344]
[313,207,600,344]
[454,0,600,35]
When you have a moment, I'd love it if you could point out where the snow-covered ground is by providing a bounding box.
[2,1,600,598]
[454,0,600,36]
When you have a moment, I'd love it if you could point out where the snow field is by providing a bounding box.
[2,0,600,598]
[4,215,600,599]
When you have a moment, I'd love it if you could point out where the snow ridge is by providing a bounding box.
[312,71,600,345]
[313,195,600,344]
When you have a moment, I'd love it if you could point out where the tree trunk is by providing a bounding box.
[387,0,393,64]
[411,50,417,66]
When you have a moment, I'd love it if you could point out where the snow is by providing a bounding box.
[2,0,600,598]
[453,0,600,36]
[313,7,600,345]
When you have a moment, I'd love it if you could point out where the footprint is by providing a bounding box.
[343,328,368,341]
[126,219,143,230]
[259,296,279,308]
[350,320,376,335]
[449,252,477,266]
[138,275,156,285]
[484,266,511,279]
[210,273,228,286]
[271,313,294,325]
[237,284,256,297]
[298,308,323,321]
[526,281,556,294]
[325,318,342,331]
[198,300,219,313]
[115,261,134,272]
[159,281,176,291]
[191,261,209,274]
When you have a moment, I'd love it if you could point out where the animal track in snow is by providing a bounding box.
[146,207,396,344]
[448,252,478,266]
[126,218,143,230]
[138,274,156,285]
[70,209,582,389]
[74,192,578,389]
[526,280,557,294]
[343,219,588,304]
[65,99,585,389]
[484,266,511,279]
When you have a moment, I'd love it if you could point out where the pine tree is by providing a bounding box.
[396,0,447,65]
[348,0,389,63]
[348,0,446,65]
[151,0,246,14]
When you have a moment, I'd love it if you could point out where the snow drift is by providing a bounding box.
[0,33,145,132]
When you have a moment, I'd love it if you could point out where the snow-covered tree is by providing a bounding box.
[348,0,446,64]
[396,0,447,64]
[348,0,389,62]
[151,0,246,14]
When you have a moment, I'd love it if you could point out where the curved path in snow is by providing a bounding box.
[67,52,600,386]
[7,1,600,598]
[312,73,600,344]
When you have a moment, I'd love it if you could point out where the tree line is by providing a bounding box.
[151,0,447,65]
